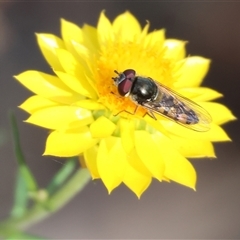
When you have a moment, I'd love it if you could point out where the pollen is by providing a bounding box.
[94,38,173,119]
[95,64,146,118]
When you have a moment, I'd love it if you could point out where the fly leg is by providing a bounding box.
[113,105,139,117]
[142,111,157,120]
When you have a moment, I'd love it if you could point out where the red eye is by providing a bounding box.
[118,78,133,96]
[117,69,136,96]
[123,69,136,79]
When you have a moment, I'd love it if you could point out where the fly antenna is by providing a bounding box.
[114,70,120,75]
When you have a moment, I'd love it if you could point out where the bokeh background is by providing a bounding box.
[0,1,240,239]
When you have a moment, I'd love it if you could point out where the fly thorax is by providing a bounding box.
[131,77,159,104]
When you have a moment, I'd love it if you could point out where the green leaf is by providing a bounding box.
[0,168,91,235]
[10,170,28,218]
[46,157,77,194]
[5,229,45,240]
[10,112,38,192]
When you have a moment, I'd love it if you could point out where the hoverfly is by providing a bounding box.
[112,69,211,132]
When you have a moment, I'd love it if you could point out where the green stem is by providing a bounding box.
[0,168,91,234]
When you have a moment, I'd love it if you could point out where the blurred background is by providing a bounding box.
[0,1,240,239]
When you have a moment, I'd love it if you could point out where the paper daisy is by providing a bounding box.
[15,11,235,198]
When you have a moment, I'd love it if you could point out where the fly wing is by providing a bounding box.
[142,80,212,132]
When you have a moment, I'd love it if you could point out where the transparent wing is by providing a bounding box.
[142,79,212,132]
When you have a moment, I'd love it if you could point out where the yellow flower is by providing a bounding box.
[15,11,235,198]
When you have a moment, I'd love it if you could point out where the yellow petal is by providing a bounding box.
[83,146,100,179]
[61,18,83,50]
[123,163,152,198]
[162,121,231,142]
[174,57,211,88]
[71,41,90,62]
[89,116,116,138]
[97,137,127,193]
[54,70,92,98]
[97,11,113,44]
[163,39,186,60]
[74,99,105,110]
[164,154,196,189]
[134,130,165,180]
[144,29,165,49]
[127,149,152,177]
[61,19,88,63]
[119,118,135,153]
[138,21,150,41]
[199,102,236,125]
[15,71,80,104]
[171,135,216,158]
[36,33,64,71]
[177,87,223,102]
[56,49,97,99]
[152,132,196,189]
[143,114,171,137]
[82,24,99,53]
[44,127,98,157]
[19,95,59,114]
[113,11,141,42]
[204,124,232,142]
[26,106,94,130]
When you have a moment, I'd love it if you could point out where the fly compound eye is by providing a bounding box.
[118,77,134,96]
[113,69,136,96]
[123,69,136,80]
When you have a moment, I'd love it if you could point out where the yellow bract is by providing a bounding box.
[97,137,127,193]
[177,87,222,102]
[16,11,235,197]
[134,131,165,181]
[163,39,186,60]
[15,71,79,104]
[90,116,116,138]
[44,127,98,157]
[19,96,59,114]
[174,57,211,88]
[36,34,64,71]
[26,106,93,130]
[200,102,236,125]
[112,11,141,41]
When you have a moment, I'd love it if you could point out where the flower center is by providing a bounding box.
[94,39,175,119]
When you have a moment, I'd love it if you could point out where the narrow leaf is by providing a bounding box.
[10,170,28,218]
[10,112,38,192]
[46,157,77,194]
[5,229,45,240]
